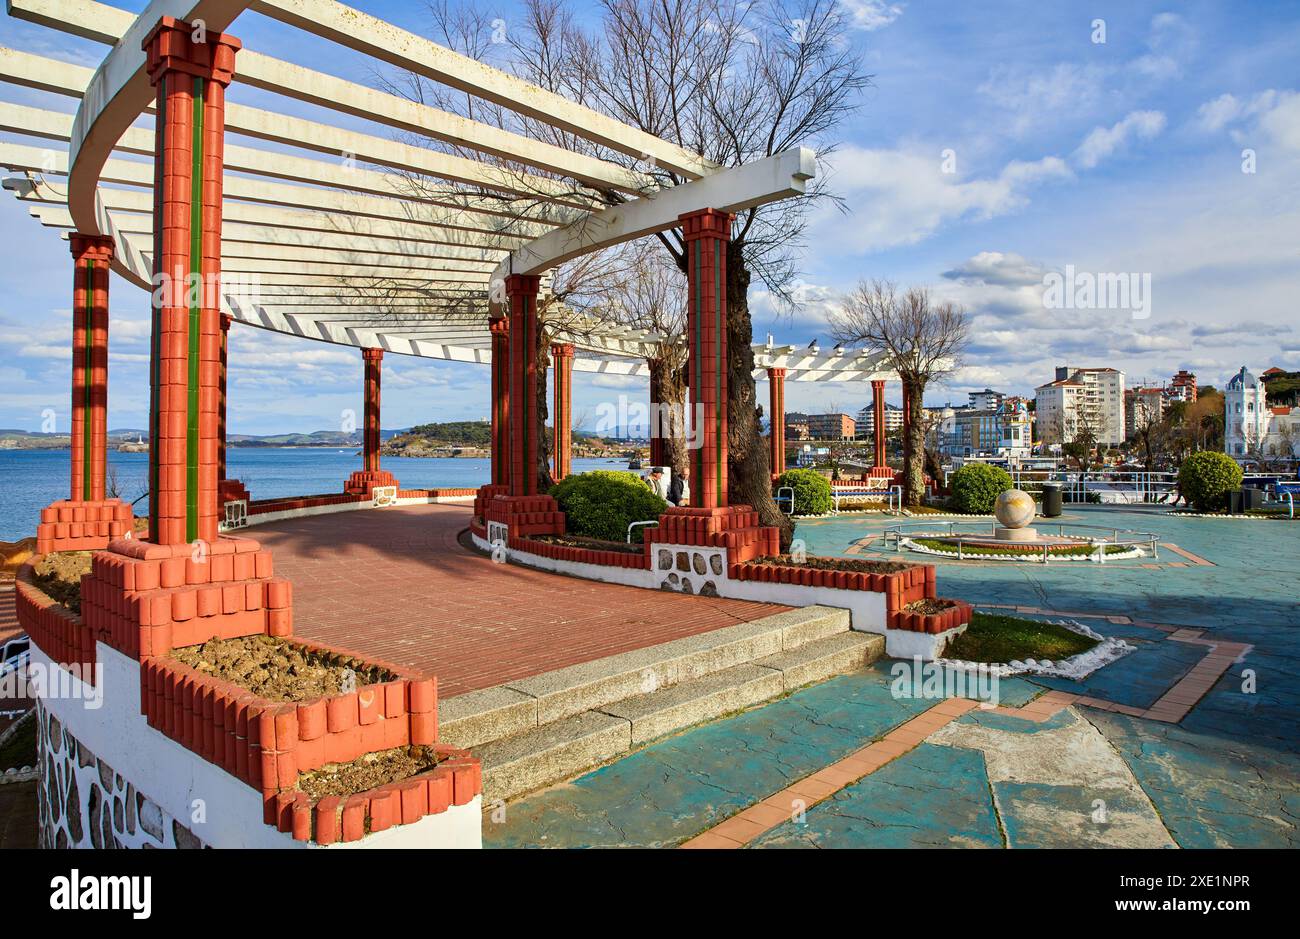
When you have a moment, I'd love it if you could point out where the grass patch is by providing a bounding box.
[912,537,1131,558]
[944,612,1098,663]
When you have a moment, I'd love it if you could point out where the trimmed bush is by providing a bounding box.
[774,469,833,516]
[948,463,1014,514]
[549,470,667,543]
[1178,451,1243,512]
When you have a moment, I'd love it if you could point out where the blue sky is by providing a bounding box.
[1,0,1297,436]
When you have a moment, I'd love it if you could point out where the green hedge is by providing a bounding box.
[549,470,667,543]
[774,469,833,516]
[1178,451,1242,512]
[948,463,1014,514]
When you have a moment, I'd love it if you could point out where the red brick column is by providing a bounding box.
[870,379,891,474]
[681,209,731,509]
[344,347,398,496]
[35,235,132,553]
[489,316,510,488]
[217,313,248,506]
[69,235,112,503]
[143,17,239,546]
[551,343,574,480]
[767,367,786,477]
[55,18,297,670]
[506,274,542,497]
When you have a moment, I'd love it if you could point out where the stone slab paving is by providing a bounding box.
[249,503,788,698]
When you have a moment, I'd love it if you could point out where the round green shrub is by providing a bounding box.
[549,470,667,543]
[774,469,833,516]
[1178,451,1242,512]
[948,463,1014,514]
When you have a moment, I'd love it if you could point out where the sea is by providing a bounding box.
[0,449,620,541]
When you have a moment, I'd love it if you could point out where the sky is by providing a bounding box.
[0,0,1297,437]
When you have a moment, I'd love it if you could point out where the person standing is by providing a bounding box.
[647,467,669,500]
[668,466,690,506]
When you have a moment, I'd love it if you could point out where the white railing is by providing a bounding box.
[831,484,903,514]
[1009,470,1179,504]
[627,520,659,543]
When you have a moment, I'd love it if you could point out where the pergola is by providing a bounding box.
[2,0,905,550]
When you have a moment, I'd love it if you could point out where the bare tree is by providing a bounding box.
[380,0,868,537]
[831,281,968,506]
[1129,394,1166,472]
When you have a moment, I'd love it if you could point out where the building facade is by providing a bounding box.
[939,397,1033,459]
[855,402,903,439]
[1169,370,1197,403]
[1035,366,1126,447]
[1125,386,1168,439]
[805,413,857,440]
[1224,366,1297,460]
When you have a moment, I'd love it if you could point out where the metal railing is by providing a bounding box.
[627,520,659,543]
[881,519,1161,564]
[1008,469,1179,504]
[832,484,902,515]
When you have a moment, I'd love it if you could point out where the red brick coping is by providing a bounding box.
[36,498,133,554]
[472,486,971,636]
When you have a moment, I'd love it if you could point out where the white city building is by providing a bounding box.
[1224,366,1298,461]
[1035,366,1126,447]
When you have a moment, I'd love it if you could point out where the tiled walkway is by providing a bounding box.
[485,508,1300,849]
[250,504,789,698]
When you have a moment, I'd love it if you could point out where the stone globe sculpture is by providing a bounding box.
[993,488,1038,541]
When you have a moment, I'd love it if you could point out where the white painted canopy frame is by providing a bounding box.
[0,0,900,384]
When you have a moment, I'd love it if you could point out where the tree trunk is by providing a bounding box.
[726,247,793,547]
[648,355,689,478]
[535,326,555,494]
[903,378,926,506]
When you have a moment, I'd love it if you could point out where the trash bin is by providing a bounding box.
[1041,483,1063,518]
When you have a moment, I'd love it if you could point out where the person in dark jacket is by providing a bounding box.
[668,466,690,506]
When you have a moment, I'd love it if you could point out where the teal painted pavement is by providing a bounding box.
[483,508,1299,849]
[484,666,933,848]
[795,506,1299,633]
[751,743,1004,849]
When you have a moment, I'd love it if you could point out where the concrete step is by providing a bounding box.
[754,631,884,691]
[473,627,886,803]
[598,663,785,746]
[440,605,850,750]
[476,711,631,803]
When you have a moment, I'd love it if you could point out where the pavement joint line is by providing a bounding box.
[1160,542,1216,566]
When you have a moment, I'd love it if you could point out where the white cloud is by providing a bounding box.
[813,146,1071,253]
[839,0,905,31]
[1072,111,1166,169]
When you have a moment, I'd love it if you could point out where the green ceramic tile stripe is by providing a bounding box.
[186,76,205,543]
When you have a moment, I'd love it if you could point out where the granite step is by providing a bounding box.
[440,605,851,750]
[473,624,886,803]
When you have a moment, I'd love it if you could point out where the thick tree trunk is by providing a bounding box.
[535,326,555,494]
[726,248,794,547]
[648,355,689,477]
[903,378,926,506]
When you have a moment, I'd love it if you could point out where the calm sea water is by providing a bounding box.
[0,449,619,541]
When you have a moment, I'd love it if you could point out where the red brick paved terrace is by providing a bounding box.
[252,503,790,699]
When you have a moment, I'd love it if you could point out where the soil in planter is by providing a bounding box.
[297,744,443,801]
[943,613,1098,663]
[905,598,956,615]
[170,635,392,703]
[529,533,643,554]
[32,551,94,613]
[0,714,36,772]
[749,554,914,575]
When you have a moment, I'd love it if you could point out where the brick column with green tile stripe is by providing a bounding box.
[680,209,733,508]
[67,234,115,504]
[143,17,241,546]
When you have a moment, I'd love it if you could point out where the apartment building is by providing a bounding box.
[1035,366,1126,446]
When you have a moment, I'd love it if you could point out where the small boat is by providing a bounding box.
[628,458,642,470]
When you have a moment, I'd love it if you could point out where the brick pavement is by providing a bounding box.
[250,504,790,699]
